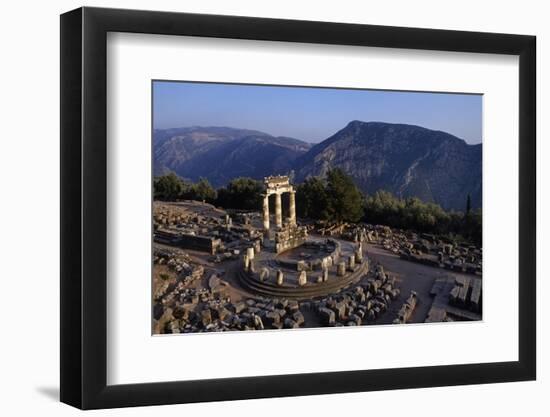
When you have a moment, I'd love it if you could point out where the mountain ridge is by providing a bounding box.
[153,122,482,210]
[153,126,312,185]
[293,120,481,210]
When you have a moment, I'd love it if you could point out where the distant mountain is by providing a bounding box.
[294,121,482,210]
[153,126,312,186]
[153,122,482,211]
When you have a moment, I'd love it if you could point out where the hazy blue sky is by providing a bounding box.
[153,81,482,144]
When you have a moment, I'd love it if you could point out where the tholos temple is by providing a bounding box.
[152,174,482,333]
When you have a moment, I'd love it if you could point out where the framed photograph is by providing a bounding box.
[60,6,536,409]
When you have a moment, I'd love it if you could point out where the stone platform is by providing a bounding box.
[238,255,369,299]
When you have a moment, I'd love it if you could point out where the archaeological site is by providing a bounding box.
[152,175,483,334]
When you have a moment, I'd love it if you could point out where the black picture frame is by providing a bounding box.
[60,6,536,410]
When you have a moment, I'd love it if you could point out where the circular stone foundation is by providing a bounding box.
[238,237,369,299]
[274,239,338,272]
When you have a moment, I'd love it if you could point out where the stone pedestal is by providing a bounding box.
[355,242,363,263]
[253,239,261,254]
[348,254,356,270]
[337,261,346,277]
[276,269,284,286]
[298,270,307,286]
[225,214,232,231]
[246,247,255,261]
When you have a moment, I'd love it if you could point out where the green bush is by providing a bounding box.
[215,177,264,210]
[364,190,481,246]
[153,173,186,201]
[185,177,217,203]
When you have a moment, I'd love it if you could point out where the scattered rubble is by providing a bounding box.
[393,291,418,324]
[449,276,482,313]
[309,264,400,327]
[317,222,482,275]
[154,287,311,333]
[152,187,482,333]
[153,201,263,257]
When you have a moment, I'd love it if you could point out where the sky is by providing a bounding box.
[153,81,482,144]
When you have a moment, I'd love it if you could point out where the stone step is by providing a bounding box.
[238,262,368,299]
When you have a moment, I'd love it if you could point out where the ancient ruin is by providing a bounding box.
[152,177,483,334]
[236,176,371,299]
[262,175,296,230]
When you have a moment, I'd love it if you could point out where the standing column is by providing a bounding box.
[289,190,296,226]
[275,192,283,228]
[262,194,270,231]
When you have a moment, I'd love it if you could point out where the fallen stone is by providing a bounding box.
[287,300,299,312]
[252,314,264,330]
[332,301,347,320]
[283,318,299,329]
[201,309,212,326]
[292,311,305,325]
[234,301,246,314]
[319,307,336,325]
[263,311,280,327]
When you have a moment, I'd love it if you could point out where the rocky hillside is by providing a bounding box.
[153,126,311,186]
[294,121,482,210]
[153,122,482,211]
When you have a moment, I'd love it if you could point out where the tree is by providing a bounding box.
[296,177,331,220]
[296,170,364,223]
[216,177,264,210]
[153,173,184,201]
[364,190,402,226]
[189,177,217,203]
[463,208,482,246]
[466,194,472,216]
[363,189,480,245]
[325,168,364,223]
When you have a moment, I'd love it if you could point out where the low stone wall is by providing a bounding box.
[154,229,222,255]
[238,258,370,300]
[274,225,308,254]
[276,239,341,272]
[399,251,482,275]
